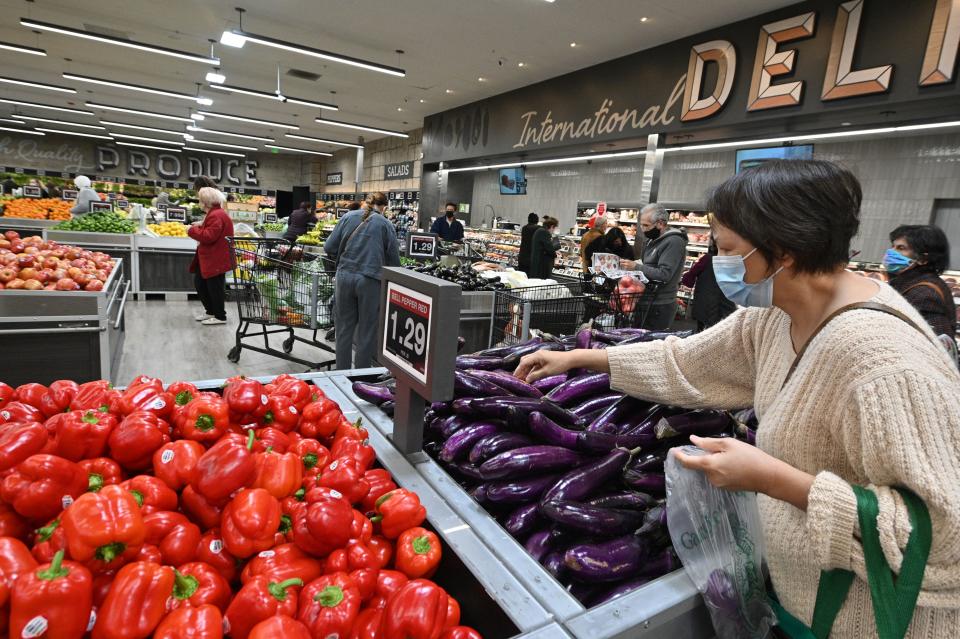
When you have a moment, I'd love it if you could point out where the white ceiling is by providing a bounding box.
[0,0,799,155]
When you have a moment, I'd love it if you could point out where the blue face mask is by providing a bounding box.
[713,248,783,308]
[883,248,914,274]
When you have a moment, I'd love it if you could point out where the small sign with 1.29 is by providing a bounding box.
[407,232,438,259]
[382,282,432,384]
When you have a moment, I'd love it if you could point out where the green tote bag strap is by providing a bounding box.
[772,486,931,639]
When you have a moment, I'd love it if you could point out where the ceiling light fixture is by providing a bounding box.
[0,117,26,125]
[518,62,525,67]
[87,102,193,123]
[0,126,43,135]
[33,127,113,140]
[109,133,185,146]
[208,84,338,111]
[115,142,184,152]
[0,98,94,116]
[187,126,274,142]
[20,18,219,65]
[264,144,332,156]
[570,42,577,47]
[314,117,408,138]
[187,139,258,151]
[445,89,453,94]
[205,72,226,84]
[190,113,205,121]
[197,110,298,130]
[183,146,246,157]
[641,16,648,22]
[0,41,46,56]
[219,31,247,48]
[284,134,362,148]
[100,120,187,136]
[477,77,486,82]
[0,76,76,94]
[17,115,105,130]
[419,99,425,103]
[64,73,212,104]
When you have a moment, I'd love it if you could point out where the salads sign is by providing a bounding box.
[423,0,960,162]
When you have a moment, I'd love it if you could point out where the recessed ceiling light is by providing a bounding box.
[641,16,648,22]
[187,139,258,151]
[17,115,105,130]
[0,126,43,135]
[109,133,185,146]
[0,98,94,116]
[264,144,332,156]
[33,127,113,140]
[183,146,246,157]
[570,42,577,47]
[197,110,299,130]
[284,134,363,149]
[518,62,525,68]
[477,77,486,82]
[397,107,403,112]
[841,122,852,126]
[419,99,425,103]
[0,41,46,56]
[205,71,226,84]
[0,76,76,94]
[100,120,187,136]
[187,126,274,142]
[21,18,218,65]
[445,89,453,94]
[87,102,193,123]
[64,73,211,104]
[313,118,409,138]
[115,142,184,152]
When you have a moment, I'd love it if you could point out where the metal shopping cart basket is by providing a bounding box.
[491,282,586,346]
[581,271,664,329]
[226,237,335,369]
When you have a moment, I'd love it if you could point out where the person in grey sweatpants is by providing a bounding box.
[324,192,400,369]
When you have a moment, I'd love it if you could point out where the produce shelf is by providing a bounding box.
[134,235,197,295]
[0,217,60,237]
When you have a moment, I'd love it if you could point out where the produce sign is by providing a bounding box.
[354,328,757,608]
[54,212,136,234]
[165,207,187,223]
[89,201,114,214]
[383,282,433,383]
[0,231,115,291]
[407,232,438,260]
[1,198,72,221]
[0,373,484,639]
[22,186,41,198]
[62,189,78,201]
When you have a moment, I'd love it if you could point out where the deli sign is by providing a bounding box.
[424,0,960,163]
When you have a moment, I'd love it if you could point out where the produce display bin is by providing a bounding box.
[0,258,129,386]
[43,230,136,289]
[460,290,495,353]
[326,371,715,639]
[0,217,60,238]
[134,235,197,294]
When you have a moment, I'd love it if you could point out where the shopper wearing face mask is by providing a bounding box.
[884,225,956,339]
[430,203,465,242]
[516,160,960,639]
[620,203,688,329]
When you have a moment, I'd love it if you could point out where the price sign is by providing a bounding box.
[383,283,432,384]
[116,199,129,210]
[157,204,169,214]
[264,213,278,223]
[62,189,78,202]
[90,201,114,213]
[407,232,438,260]
[336,208,349,219]
[165,207,187,222]
[107,192,119,200]
[597,201,607,217]
[22,186,42,198]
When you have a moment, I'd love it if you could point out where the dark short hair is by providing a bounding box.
[193,176,217,191]
[542,216,559,229]
[299,201,311,210]
[347,201,361,210]
[708,159,861,274]
[890,224,950,274]
[528,213,539,224]
[445,202,457,210]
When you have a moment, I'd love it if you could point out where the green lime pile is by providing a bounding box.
[54,212,137,234]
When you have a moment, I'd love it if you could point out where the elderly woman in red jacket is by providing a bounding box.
[188,187,234,325]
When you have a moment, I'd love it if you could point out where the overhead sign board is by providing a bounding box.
[326,172,344,185]
[384,161,414,181]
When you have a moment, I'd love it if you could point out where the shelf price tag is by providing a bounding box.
[407,232,438,260]
[22,186,42,198]
[61,189,78,202]
[165,207,187,222]
[89,201,114,213]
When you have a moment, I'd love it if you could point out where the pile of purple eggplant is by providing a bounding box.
[351,328,754,608]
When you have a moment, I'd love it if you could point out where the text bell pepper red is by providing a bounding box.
[350,608,384,639]
[92,560,174,639]
[289,437,329,472]
[31,518,67,564]
[260,394,300,433]
[369,570,408,610]
[181,486,224,530]
[69,380,112,412]
[39,380,79,418]
[331,436,376,472]
[378,579,450,639]
[0,421,48,472]
[62,484,145,564]
[222,376,268,424]
[108,411,171,471]
[253,426,291,453]
[152,439,204,491]
[154,604,223,639]
[266,375,312,410]
[15,383,48,411]
[224,575,303,639]
[298,572,361,639]
[374,488,427,539]
[195,529,238,583]
[396,527,442,579]
[0,401,43,424]
[118,382,174,419]
[0,454,88,521]
[0,501,29,540]
[0,381,14,411]
[298,397,344,439]
[10,550,93,639]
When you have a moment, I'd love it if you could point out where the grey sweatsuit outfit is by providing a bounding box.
[634,228,687,330]
[324,210,400,369]
[70,187,100,216]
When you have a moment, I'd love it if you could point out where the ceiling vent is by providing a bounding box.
[286,68,322,82]
[81,23,133,40]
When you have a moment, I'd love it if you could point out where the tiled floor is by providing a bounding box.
[116,300,336,384]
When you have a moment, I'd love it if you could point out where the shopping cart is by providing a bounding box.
[491,282,586,346]
[226,237,335,369]
[581,272,664,329]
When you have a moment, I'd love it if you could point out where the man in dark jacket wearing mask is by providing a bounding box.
[517,212,539,276]
[620,203,687,329]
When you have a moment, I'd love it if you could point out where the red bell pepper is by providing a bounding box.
[221,488,281,558]
[292,496,354,558]
[350,510,375,545]
[336,417,369,442]
[223,575,303,639]
[62,484,145,563]
[39,380,79,418]
[153,439,204,491]
[155,604,223,639]
[190,431,256,505]
[298,572,361,639]
[0,401,44,424]
[446,596,461,628]
[368,535,393,568]
[171,562,232,612]
[107,411,171,471]
[248,615,311,639]
[378,579,449,639]
[120,475,178,515]
[0,454,88,521]
[289,437,329,472]
[240,543,323,585]
[69,380,112,412]
[440,627,483,639]
[266,374,313,410]
[324,549,348,574]
[31,518,67,563]
[0,381,14,410]
[91,560,174,639]
[143,511,201,566]
[79,457,124,492]
[319,457,370,505]
[362,468,398,512]
[251,448,302,499]
[53,410,117,461]
[253,426,291,453]
[181,486,224,530]
[137,543,164,564]
[10,550,93,639]
[369,570,408,610]
[0,537,38,608]
[345,538,382,572]
[92,571,115,607]
[299,397,345,439]
[349,567,379,601]
[0,501,30,540]
[117,381,174,419]
[15,383,48,410]
[195,529,238,583]
[350,608,384,639]
[223,376,269,423]
[331,436,376,472]
[0,421,48,472]
[374,489,427,539]
[178,395,230,443]
[127,375,162,388]
[260,394,300,433]
[396,527,442,579]
[167,381,199,407]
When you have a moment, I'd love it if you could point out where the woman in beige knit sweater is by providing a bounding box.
[516,160,960,638]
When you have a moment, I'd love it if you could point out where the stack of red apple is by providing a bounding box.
[0,231,115,292]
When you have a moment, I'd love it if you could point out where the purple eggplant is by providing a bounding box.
[351,381,395,406]
[564,535,649,582]
[465,369,543,398]
[637,548,680,580]
[446,461,485,481]
[570,392,623,419]
[485,474,560,504]
[454,370,509,397]
[575,327,592,350]
[655,410,732,440]
[576,429,655,453]
[455,355,505,370]
[440,422,503,462]
[566,582,603,606]
[504,502,541,539]
[531,374,568,393]
[589,329,624,345]
[621,469,666,494]
[587,491,656,510]
[743,426,757,445]
[468,432,534,465]
[430,401,453,415]
[469,484,490,504]
[545,373,611,407]
[627,450,669,474]
[501,342,566,370]
[479,446,588,481]
[438,415,475,439]
[636,503,667,536]
[591,578,652,606]
[542,448,630,503]
[452,397,578,427]
[523,529,554,562]
[529,412,580,449]
[540,500,643,536]
[475,336,543,358]
[379,401,395,416]
[542,551,566,580]
[587,396,648,434]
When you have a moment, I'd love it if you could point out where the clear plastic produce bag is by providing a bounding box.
[665,446,774,639]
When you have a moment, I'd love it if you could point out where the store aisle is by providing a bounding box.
[116,300,336,383]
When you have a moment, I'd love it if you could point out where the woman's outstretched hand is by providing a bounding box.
[514,350,575,383]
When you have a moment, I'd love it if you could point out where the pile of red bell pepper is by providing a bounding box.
[0,374,483,639]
